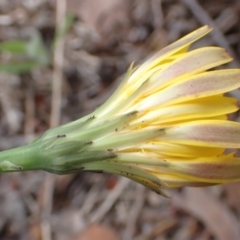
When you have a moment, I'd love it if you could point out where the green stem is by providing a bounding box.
[0,142,46,173]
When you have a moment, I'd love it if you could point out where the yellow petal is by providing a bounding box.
[140,141,224,158]
[146,47,232,93]
[160,120,240,148]
[128,25,212,85]
[139,69,240,110]
[135,96,237,125]
[169,156,240,184]
[152,173,218,188]
[103,26,212,115]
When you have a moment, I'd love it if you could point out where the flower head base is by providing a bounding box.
[1,26,240,196]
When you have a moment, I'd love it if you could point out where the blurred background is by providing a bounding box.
[1,0,240,239]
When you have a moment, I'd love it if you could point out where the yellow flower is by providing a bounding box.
[74,25,240,194]
[1,26,240,196]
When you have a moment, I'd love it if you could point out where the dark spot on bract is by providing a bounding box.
[57,134,66,138]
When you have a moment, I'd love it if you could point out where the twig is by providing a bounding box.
[181,0,238,67]
[135,218,177,240]
[172,188,240,240]
[78,185,100,217]
[40,0,67,239]
[124,184,146,240]
[40,174,55,240]
[215,8,238,33]
[89,177,130,223]
[50,0,66,128]
[24,81,35,142]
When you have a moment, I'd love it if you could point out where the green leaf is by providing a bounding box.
[0,40,27,54]
[0,31,50,70]
[0,61,39,74]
